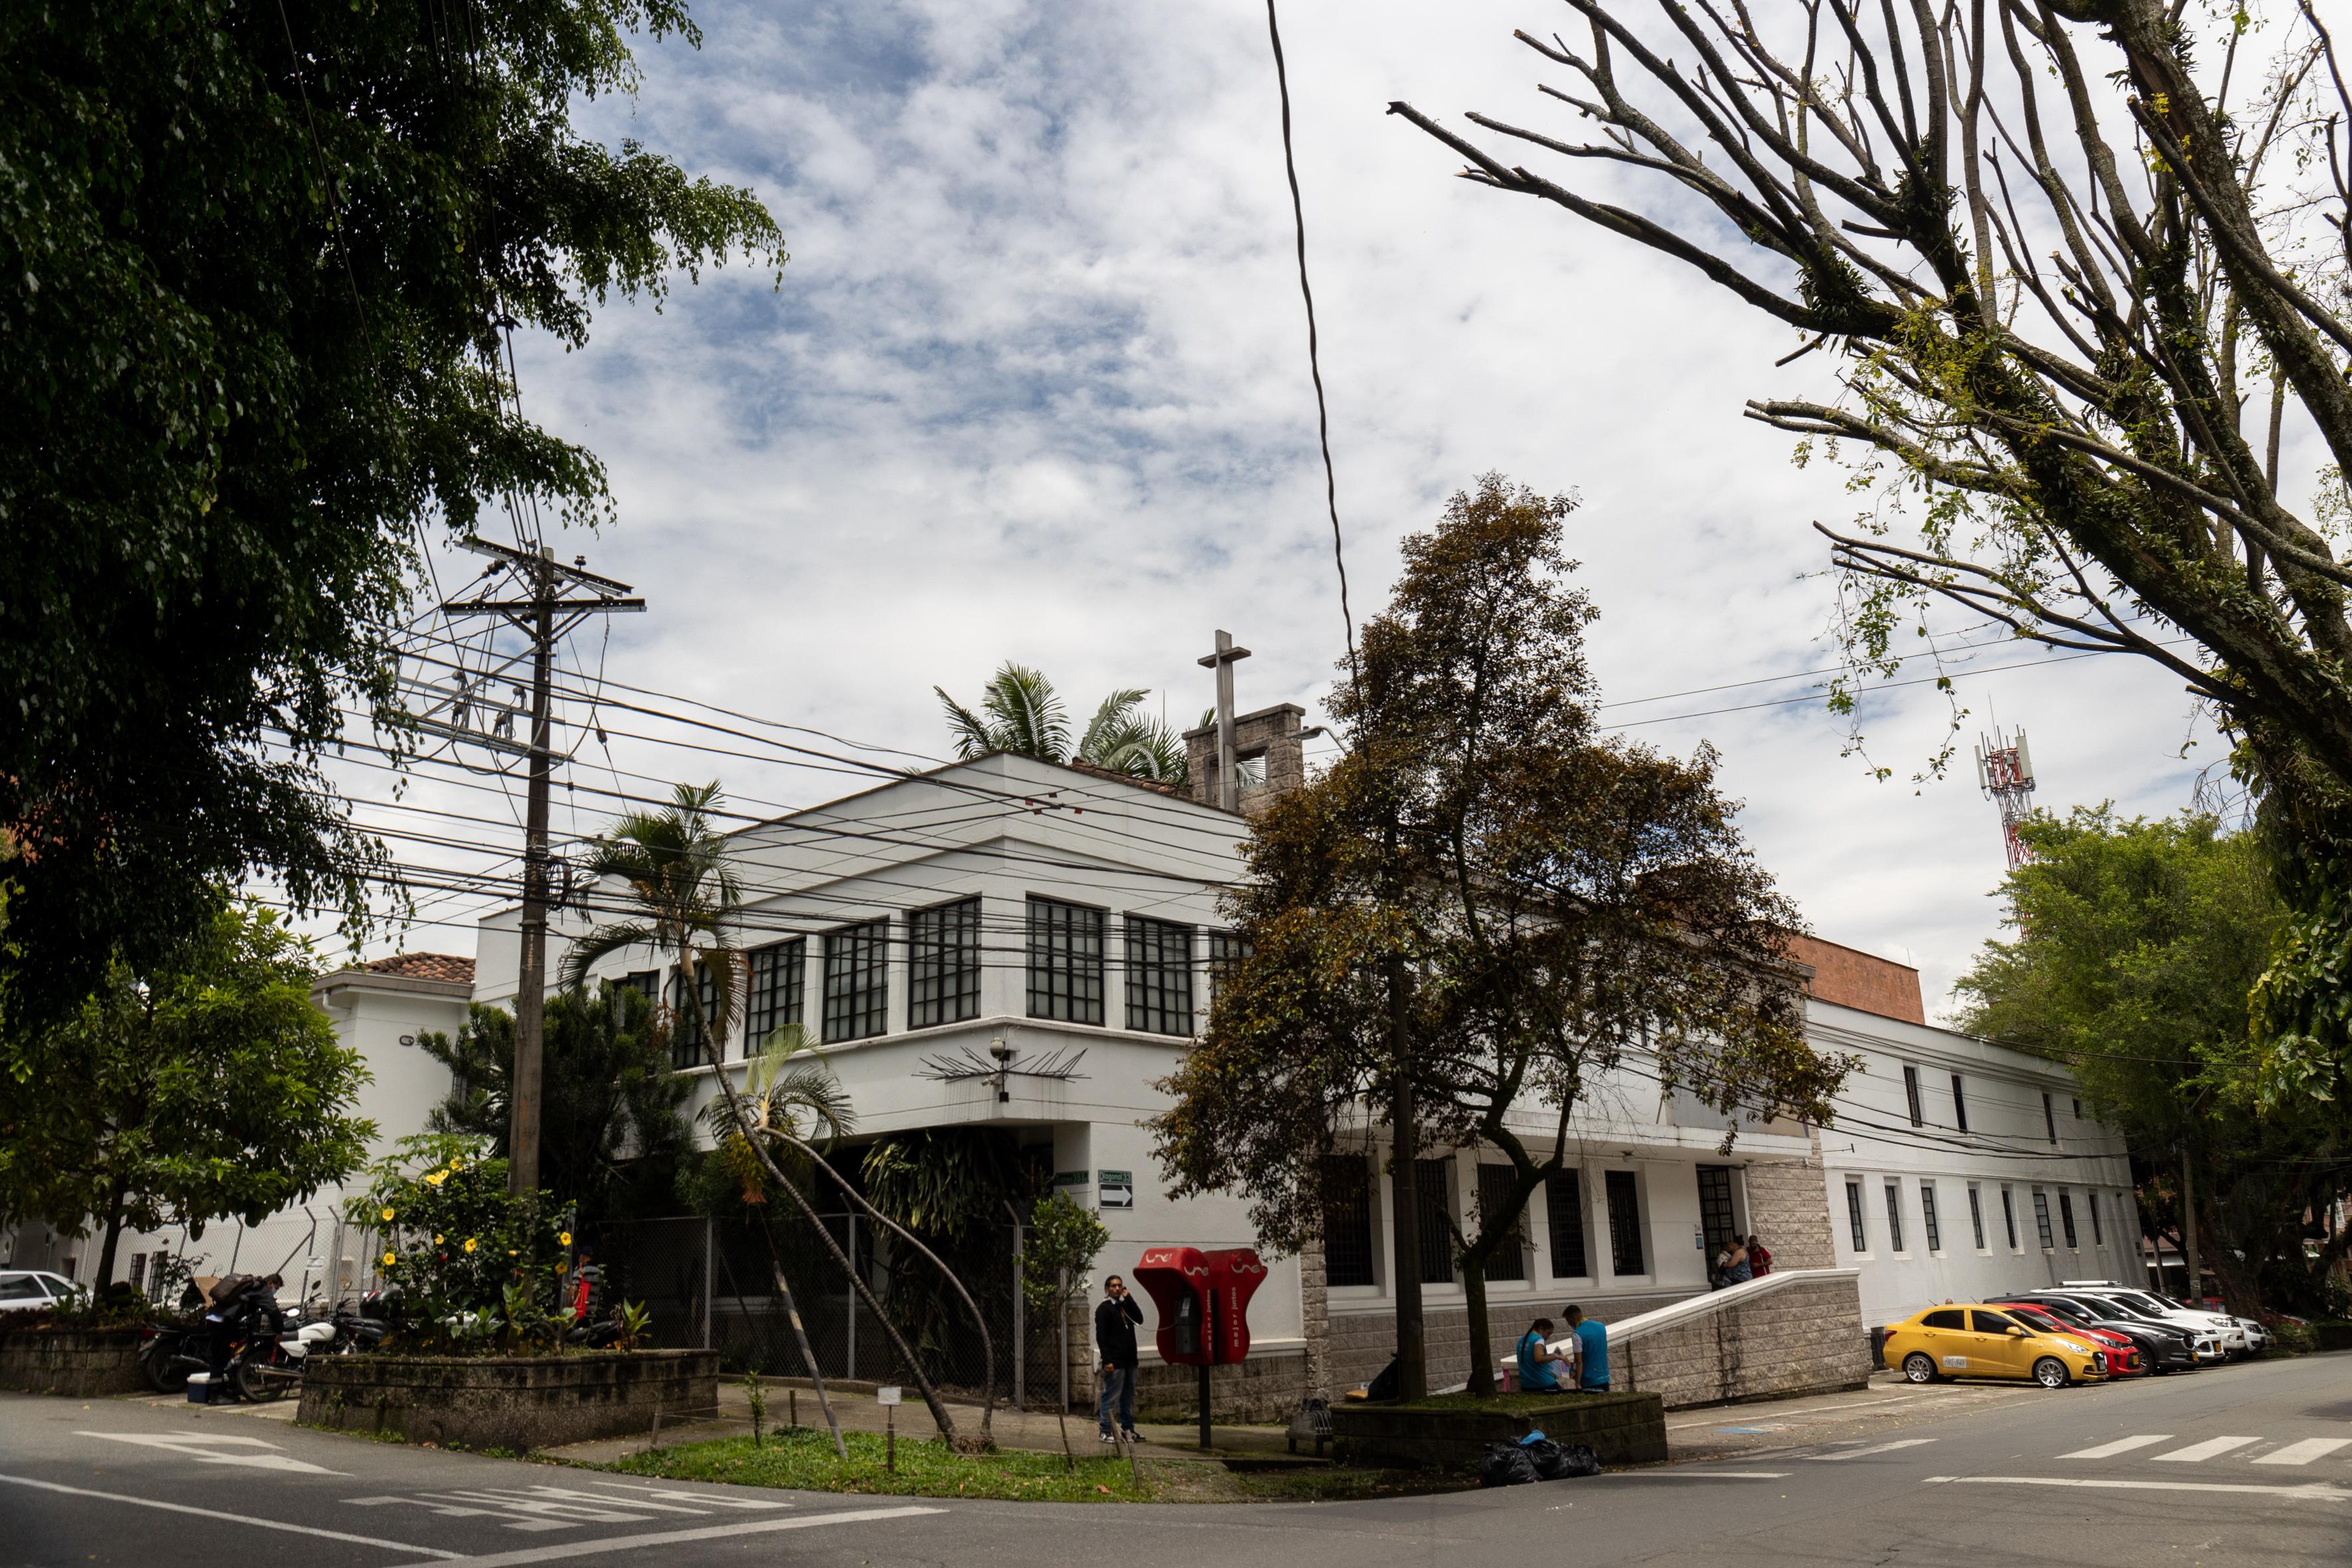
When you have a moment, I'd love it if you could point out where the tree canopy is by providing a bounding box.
[1955,807,2349,1313]
[1391,0,2352,1104]
[935,663,1192,783]
[0,897,374,1287]
[0,0,783,1024]
[1153,474,1846,1395]
[420,984,692,1229]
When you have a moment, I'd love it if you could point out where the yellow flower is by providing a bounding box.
[381,1252,396,1267]
[380,1207,396,1222]
[433,1234,444,1245]
[425,1170,448,1187]
[558,1231,572,1247]
[463,1237,478,1253]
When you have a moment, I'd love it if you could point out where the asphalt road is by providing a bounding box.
[5,1354,2349,1568]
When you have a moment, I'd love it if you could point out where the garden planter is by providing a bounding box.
[1330,1390,1668,1472]
[298,1348,718,1452]
[0,1326,149,1396]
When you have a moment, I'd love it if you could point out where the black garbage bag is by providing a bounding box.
[1479,1441,1541,1488]
[1554,1442,1603,1478]
[1526,1439,1571,1480]
[1365,1358,1399,1402]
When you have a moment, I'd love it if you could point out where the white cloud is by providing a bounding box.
[374,0,2229,1020]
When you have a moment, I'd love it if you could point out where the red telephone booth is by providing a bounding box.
[1133,1246,1265,1449]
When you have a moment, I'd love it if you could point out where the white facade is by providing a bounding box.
[1810,998,2142,1326]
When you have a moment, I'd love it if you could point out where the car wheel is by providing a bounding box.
[1902,1352,1939,1384]
[2033,1357,2069,1389]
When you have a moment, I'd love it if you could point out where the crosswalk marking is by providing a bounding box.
[2061,1435,2172,1460]
[2152,1436,2261,1463]
[2253,1439,2352,1467]
[1808,1439,1937,1462]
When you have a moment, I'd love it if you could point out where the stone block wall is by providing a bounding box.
[299,1349,718,1452]
[1329,1291,1696,1394]
[0,1328,147,1396]
[1743,1142,1838,1271]
[1131,1346,1307,1423]
[1332,1389,1668,1471]
[1614,1273,1870,1410]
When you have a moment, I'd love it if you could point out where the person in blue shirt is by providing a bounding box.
[1565,1304,1610,1391]
[1514,1316,1572,1392]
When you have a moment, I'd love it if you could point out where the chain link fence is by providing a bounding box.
[584,1214,1072,1409]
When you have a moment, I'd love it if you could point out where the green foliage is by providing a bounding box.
[1954,808,2352,1313]
[419,984,691,1225]
[0,897,374,1287]
[613,1299,655,1352]
[1021,1193,1110,1315]
[345,1134,571,1349]
[2250,852,2352,1108]
[0,0,783,1024]
[860,1128,1044,1377]
[934,665,1189,783]
[607,1427,1155,1502]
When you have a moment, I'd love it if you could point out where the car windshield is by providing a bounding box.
[0,1277,45,1300]
[2109,1291,2181,1314]
[2072,1295,2139,1318]
[2006,1306,2065,1332]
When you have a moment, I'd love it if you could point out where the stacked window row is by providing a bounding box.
[630,895,1241,1068]
[1318,1157,1651,1290]
[1841,1176,2123,1258]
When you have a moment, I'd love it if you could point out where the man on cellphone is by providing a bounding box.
[1095,1273,1146,1445]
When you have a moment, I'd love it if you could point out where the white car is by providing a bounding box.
[2234,1317,2271,1353]
[2061,1281,2251,1357]
[0,1271,81,1313]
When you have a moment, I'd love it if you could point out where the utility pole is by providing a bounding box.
[439,536,643,1194]
[1196,630,1251,811]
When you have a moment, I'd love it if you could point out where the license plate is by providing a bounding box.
[1942,1356,1968,1369]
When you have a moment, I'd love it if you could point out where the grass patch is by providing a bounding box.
[603,1427,1155,1502]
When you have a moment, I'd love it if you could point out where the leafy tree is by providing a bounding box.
[1154,475,1845,1397]
[0,898,374,1289]
[1955,808,2351,1313]
[419,984,692,1228]
[345,1134,572,1351]
[935,663,1190,783]
[862,1128,1047,1394]
[1021,1192,1110,1468]
[1389,0,2352,1105]
[0,0,783,1025]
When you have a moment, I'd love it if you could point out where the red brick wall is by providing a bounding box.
[1783,934,1924,1024]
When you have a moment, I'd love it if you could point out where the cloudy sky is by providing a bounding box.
[366,0,2256,1019]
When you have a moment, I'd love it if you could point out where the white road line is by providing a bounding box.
[2060,1435,2173,1460]
[2152,1436,2262,1463]
[1622,1470,1792,1479]
[0,1473,458,1558]
[1808,1439,1938,1462]
[1926,1475,2350,1502]
[383,1504,946,1568]
[2254,1439,2352,1467]
[75,1430,345,1474]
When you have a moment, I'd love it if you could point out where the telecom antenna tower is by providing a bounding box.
[1974,727,2037,870]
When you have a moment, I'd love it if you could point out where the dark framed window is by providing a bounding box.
[2043,1092,2058,1143]
[1026,898,1105,1025]
[1413,1159,1455,1285]
[2088,1192,2104,1246]
[1477,1164,1527,1282]
[1950,1073,1969,1132]
[1206,929,1251,979]
[823,920,890,1042]
[746,940,806,1046]
[621,970,660,1004]
[1605,1170,1646,1276]
[1697,1166,1737,1263]
[2031,1188,2055,1249]
[1123,917,1195,1035]
[908,899,981,1029]
[1883,1180,1906,1253]
[1968,1185,1986,1249]
[1921,1182,1942,1253]
[1922,1308,1964,1330]
[2058,1191,2078,1249]
[668,964,718,1069]
[2001,1187,2019,1249]
[1845,1180,1867,1252]
[1320,1156,1375,1289]
[1902,1065,1924,1127]
[1545,1170,1587,1278]
[1971,1309,2019,1335]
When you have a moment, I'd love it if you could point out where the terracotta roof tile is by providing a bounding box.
[356,952,476,984]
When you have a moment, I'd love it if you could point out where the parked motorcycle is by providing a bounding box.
[228,1314,334,1403]
[137,1321,206,1394]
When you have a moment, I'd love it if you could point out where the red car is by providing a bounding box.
[1998,1300,2144,1375]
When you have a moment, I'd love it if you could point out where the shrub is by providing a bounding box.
[343,1134,572,1354]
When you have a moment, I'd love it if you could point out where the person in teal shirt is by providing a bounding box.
[1565,1304,1610,1391]
[1515,1316,1571,1392]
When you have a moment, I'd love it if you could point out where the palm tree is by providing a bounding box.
[935,663,1189,784]
[558,782,990,1449]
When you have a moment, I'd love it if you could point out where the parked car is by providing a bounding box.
[0,1271,81,1313]
[1882,1304,2110,1387]
[1995,1301,2144,1375]
[2058,1281,2251,1357]
[2019,1289,2225,1364]
[2013,1294,2202,1373]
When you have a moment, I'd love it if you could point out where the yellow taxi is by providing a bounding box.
[1881,1302,2110,1388]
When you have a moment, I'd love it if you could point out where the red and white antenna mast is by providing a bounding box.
[1974,727,2037,870]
